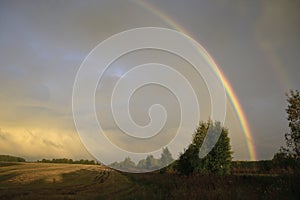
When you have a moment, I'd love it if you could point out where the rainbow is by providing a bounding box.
[258,40,292,92]
[134,0,257,161]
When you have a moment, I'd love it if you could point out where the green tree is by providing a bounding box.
[160,147,174,167]
[272,152,295,170]
[281,90,300,159]
[158,147,174,173]
[137,159,147,169]
[120,157,136,169]
[177,120,232,175]
[0,155,25,162]
[176,144,199,175]
[146,155,154,169]
[146,155,160,170]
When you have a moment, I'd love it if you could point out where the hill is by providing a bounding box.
[0,155,25,162]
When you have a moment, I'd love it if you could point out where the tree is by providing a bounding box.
[145,155,160,170]
[146,155,155,169]
[177,120,232,175]
[176,144,199,175]
[137,159,147,169]
[272,152,295,171]
[0,155,25,162]
[281,90,300,159]
[120,157,136,169]
[160,147,174,167]
[158,147,174,173]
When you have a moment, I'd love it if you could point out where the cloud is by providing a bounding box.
[0,0,168,145]
[255,0,300,48]
[0,127,92,160]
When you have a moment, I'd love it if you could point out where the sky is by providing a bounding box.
[0,0,299,162]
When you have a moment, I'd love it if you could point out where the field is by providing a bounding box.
[0,162,299,199]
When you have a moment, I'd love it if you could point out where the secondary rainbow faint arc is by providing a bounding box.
[134,0,257,161]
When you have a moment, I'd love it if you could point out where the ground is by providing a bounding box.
[0,162,299,199]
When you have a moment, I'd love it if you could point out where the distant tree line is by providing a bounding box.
[110,107,299,175]
[231,160,288,174]
[2,90,298,176]
[0,155,26,162]
[37,158,97,165]
[231,159,299,175]
[109,147,174,172]
[110,120,233,175]
[231,160,273,173]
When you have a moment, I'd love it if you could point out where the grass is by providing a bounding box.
[126,172,300,199]
[0,162,22,167]
[0,163,143,199]
[0,162,299,199]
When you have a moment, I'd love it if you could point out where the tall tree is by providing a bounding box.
[160,147,174,167]
[281,90,300,158]
[137,159,147,169]
[119,157,136,169]
[177,120,232,175]
[146,155,156,169]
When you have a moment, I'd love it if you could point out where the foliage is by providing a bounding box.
[110,147,174,172]
[110,157,136,169]
[281,89,300,159]
[38,158,97,165]
[231,160,273,174]
[127,172,300,200]
[273,90,300,174]
[160,147,174,167]
[176,120,232,175]
[272,152,299,173]
[1,162,299,200]
[0,155,26,162]
[137,159,147,169]
[145,155,157,169]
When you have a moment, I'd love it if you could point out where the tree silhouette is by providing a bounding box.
[177,120,232,175]
[281,90,300,159]
[160,147,174,167]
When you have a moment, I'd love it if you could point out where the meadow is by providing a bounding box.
[0,162,299,199]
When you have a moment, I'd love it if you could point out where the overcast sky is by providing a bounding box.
[0,0,299,162]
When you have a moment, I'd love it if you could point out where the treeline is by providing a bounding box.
[231,160,273,174]
[110,121,232,175]
[231,157,299,175]
[110,118,299,175]
[110,147,174,172]
[0,155,26,162]
[37,158,97,165]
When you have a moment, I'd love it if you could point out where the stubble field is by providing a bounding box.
[0,162,299,199]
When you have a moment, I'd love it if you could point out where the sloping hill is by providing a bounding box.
[0,155,25,162]
[0,162,143,199]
